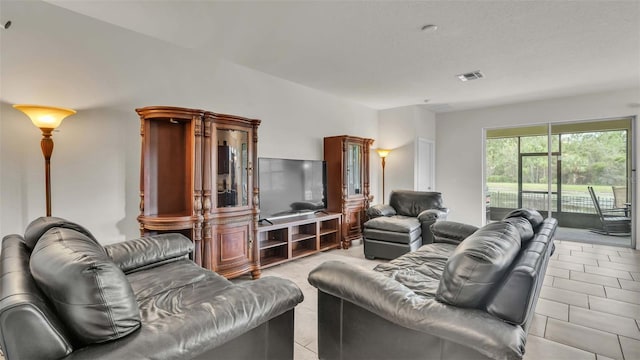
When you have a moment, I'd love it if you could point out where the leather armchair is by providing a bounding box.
[363,190,449,260]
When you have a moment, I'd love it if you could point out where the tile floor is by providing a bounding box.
[254,239,640,360]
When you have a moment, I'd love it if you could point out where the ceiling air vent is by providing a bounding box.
[457,71,484,82]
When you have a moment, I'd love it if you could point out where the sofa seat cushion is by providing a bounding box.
[364,215,420,233]
[30,227,141,346]
[373,243,457,298]
[127,259,233,301]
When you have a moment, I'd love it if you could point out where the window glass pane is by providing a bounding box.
[486,138,518,211]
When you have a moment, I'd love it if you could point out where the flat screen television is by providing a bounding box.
[258,157,327,221]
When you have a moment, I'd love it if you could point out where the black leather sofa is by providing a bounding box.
[0,217,304,360]
[363,190,449,260]
[310,209,557,360]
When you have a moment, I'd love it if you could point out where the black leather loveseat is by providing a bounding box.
[310,209,556,360]
[0,217,304,360]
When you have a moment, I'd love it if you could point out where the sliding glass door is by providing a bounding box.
[485,118,634,247]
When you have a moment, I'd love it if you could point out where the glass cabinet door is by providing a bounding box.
[347,142,362,196]
[217,129,248,208]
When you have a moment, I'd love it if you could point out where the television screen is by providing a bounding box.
[258,158,326,221]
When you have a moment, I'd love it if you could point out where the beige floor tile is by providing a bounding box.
[549,259,585,272]
[524,335,595,360]
[546,266,570,279]
[294,342,318,360]
[555,243,586,251]
[543,275,554,286]
[617,251,640,259]
[597,260,640,273]
[553,247,572,255]
[545,318,623,359]
[584,265,633,280]
[589,295,640,320]
[620,336,640,360]
[535,298,569,321]
[580,247,621,257]
[569,306,640,340]
[571,250,612,260]
[605,287,640,305]
[559,254,599,266]
[528,314,547,337]
[618,278,640,292]
[570,270,621,288]
[607,255,640,266]
[595,355,616,360]
[592,244,632,252]
[553,278,606,297]
[294,304,317,348]
[540,285,589,308]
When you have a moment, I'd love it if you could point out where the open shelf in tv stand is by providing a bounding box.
[257,212,342,269]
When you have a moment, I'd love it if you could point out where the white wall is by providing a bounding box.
[376,105,436,203]
[436,87,640,244]
[0,1,377,244]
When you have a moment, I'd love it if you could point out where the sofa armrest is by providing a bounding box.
[417,208,449,222]
[367,204,396,218]
[104,233,194,274]
[431,221,479,245]
[308,261,526,360]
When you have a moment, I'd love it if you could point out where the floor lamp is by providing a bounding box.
[376,149,391,204]
[13,104,77,216]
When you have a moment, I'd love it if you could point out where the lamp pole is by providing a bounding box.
[40,128,55,216]
[376,149,391,204]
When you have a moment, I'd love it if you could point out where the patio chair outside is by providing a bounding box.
[588,186,631,235]
[612,185,629,216]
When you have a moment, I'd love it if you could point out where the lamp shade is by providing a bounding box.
[376,149,391,158]
[13,104,76,129]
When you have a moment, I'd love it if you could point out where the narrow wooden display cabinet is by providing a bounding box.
[324,135,374,248]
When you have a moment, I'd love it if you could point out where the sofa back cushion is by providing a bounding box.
[503,216,535,243]
[503,208,544,230]
[30,226,141,346]
[389,190,443,217]
[436,221,521,309]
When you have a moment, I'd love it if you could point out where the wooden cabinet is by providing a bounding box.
[136,106,261,279]
[257,213,341,269]
[324,135,374,248]
[202,112,261,279]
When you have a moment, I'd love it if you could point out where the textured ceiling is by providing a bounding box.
[47,0,640,111]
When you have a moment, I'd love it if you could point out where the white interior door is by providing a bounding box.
[415,138,435,191]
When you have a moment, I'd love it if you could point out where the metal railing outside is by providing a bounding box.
[488,191,615,214]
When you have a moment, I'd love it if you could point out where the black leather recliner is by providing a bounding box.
[363,190,449,260]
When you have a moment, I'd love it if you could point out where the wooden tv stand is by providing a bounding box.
[257,212,342,269]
